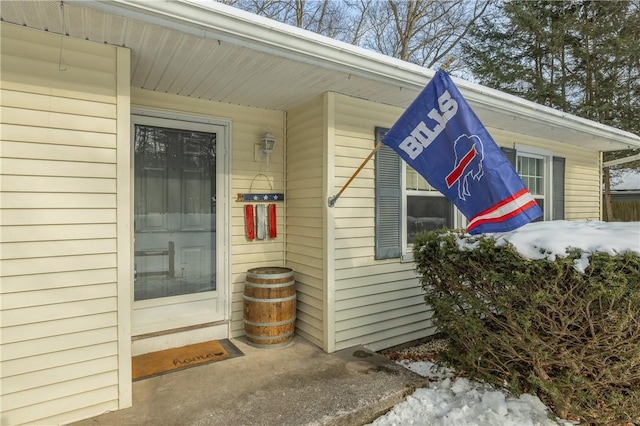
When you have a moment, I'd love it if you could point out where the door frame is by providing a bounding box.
[130,107,231,338]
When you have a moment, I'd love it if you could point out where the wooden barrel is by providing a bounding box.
[243,267,296,348]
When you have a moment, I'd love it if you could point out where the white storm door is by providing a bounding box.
[132,113,227,335]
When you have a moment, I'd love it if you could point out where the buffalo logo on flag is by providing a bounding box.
[445,134,485,201]
[383,70,542,234]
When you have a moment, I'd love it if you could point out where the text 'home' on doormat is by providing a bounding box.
[132,339,243,381]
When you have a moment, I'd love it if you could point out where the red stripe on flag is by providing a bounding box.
[467,199,538,232]
[467,187,537,232]
[470,188,530,221]
[446,146,477,188]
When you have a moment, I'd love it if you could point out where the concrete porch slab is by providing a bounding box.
[71,336,429,426]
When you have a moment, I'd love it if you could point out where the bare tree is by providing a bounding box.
[218,0,354,42]
[343,0,373,45]
[218,0,493,70]
[363,0,494,69]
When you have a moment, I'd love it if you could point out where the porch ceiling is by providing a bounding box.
[2,0,639,152]
[2,1,399,110]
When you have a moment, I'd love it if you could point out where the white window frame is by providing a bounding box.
[515,144,553,221]
[401,165,465,260]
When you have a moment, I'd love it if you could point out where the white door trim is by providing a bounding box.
[130,108,231,338]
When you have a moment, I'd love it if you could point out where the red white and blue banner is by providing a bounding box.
[383,70,542,234]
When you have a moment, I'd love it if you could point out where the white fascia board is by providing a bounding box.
[87,0,640,150]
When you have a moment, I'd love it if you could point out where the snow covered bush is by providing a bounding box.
[413,227,640,425]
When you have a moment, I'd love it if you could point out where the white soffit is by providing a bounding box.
[1,0,638,151]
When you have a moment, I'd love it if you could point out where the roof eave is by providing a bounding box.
[459,78,640,151]
[85,0,640,151]
[87,0,433,90]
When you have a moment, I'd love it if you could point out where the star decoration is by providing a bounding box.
[238,193,284,202]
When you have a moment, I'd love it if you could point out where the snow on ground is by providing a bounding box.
[611,168,640,191]
[370,220,639,426]
[370,359,577,426]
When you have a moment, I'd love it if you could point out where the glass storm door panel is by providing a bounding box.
[134,124,216,302]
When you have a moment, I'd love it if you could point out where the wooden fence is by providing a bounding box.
[603,201,640,221]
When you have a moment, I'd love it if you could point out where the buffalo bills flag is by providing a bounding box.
[383,70,542,234]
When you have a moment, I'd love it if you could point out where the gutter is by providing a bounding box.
[456,78,640,150]
[86,0,640,149]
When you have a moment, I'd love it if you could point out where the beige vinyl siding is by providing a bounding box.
[549,147,600,220]
[0,24,127,425]
[130,88,286,338]
[489,128,602,219]
[285,96,326,349]
[331,93,435,352]
[329,93,603,352]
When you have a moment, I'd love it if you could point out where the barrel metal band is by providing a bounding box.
[246,271,293,280]
[246,330,294,341]
[244,317,296,327]
[243,294,296,303]
[245,280,295,289]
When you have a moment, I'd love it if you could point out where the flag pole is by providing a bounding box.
[328,141,383,207]
[328,56,454,208]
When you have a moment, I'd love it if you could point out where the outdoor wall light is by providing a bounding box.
[259,131,277,170]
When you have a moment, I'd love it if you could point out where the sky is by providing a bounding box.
[368,220,640,426]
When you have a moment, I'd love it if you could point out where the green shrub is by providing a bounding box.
[414,229,640,425]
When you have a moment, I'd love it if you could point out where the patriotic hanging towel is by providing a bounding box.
[244,204,255,240]
[255,204,267,240]
[383,70,542,234]
[268,204,277,238]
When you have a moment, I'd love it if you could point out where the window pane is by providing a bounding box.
[517,155,544,196]
[406,165,438,191]
[406,195,453,244]
[134,124,216,301]
[406,167,419,190]
[536,177,544,194]
[520,157,528,175]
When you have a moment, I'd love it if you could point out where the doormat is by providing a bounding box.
[132,339,243,381]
